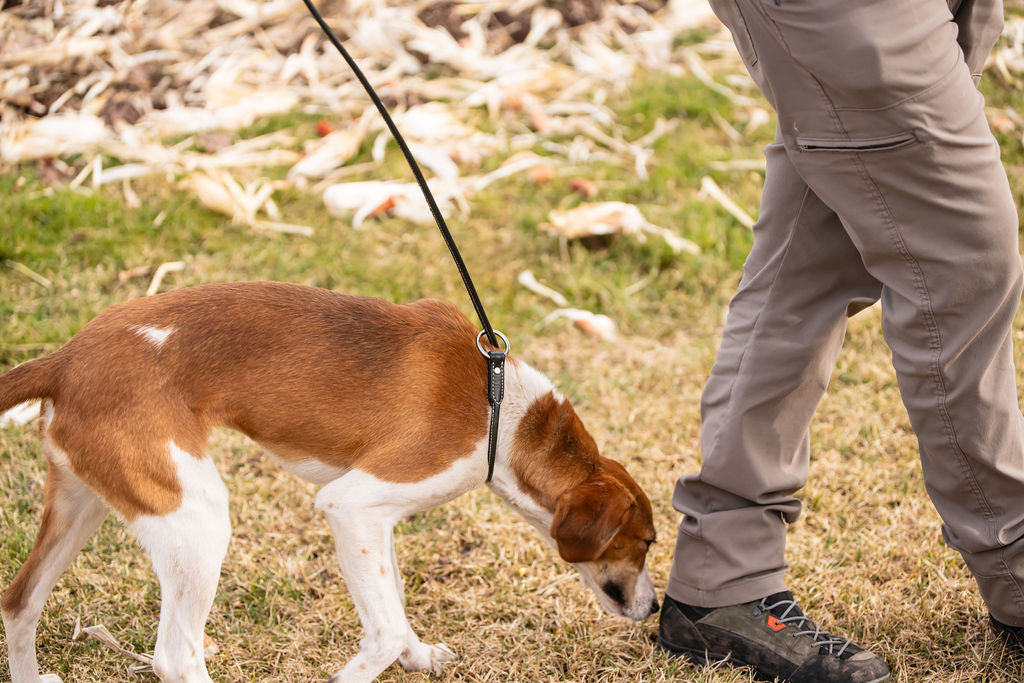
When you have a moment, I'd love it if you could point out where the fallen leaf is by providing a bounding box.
[541,201,700,254]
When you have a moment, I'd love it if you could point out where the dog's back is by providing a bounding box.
[0,282,492,516]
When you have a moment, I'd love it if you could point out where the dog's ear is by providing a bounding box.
[550,477,634,563]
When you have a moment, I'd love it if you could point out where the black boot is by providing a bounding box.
[658,591,890,683]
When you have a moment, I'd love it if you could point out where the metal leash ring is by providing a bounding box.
[476,329,510,358]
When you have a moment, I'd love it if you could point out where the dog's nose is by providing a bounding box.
[650,597,660,615]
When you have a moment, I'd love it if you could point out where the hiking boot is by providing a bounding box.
[657,591,890,683]
[991,614,1024,653]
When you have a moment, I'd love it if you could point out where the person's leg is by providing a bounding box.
[663,0,1024,676]
[733,0,1024,627]
[668,133,881,607]
[661,132,893,681]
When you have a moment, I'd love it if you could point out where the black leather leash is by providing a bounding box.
[300,0,508,482]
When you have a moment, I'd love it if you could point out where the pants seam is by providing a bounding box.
[998,552,1024,620]
[832,57,963,113]
[693,186,813,599]
[848,148,999,540]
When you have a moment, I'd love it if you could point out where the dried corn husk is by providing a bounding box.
[699,175,756,229]
[0,0,722,239]
[541,201,700,255]
[518,270,569,306]
[322,180,457,228]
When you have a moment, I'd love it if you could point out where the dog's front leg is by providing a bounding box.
[316,465,475,682]
[319,512,406,683]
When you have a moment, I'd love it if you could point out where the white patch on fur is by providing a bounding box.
[129,442,229,683]
[130,324,174,350]
[37,401,72,471]
[486,360,558,538]
[264,451,350,486]
[629,567,657,620]
[129,441,229,559]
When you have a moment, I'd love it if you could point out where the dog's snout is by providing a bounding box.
[650,597,660,615]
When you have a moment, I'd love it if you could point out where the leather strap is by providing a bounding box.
[485,350,506,482]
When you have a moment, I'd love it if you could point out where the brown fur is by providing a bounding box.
[0,282,492,521]
[508,391,599,509]
[509,391,656,565]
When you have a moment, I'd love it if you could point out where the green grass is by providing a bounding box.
[3,43,1024,683]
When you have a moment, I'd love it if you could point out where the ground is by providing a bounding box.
[3,6,1024,683]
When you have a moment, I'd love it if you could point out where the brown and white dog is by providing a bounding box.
[0,281,658,683]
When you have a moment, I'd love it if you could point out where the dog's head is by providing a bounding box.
[550,459,658,620]
[508,386,658,620]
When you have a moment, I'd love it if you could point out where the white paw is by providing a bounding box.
[399,642,457,674]
[41,675,64,683]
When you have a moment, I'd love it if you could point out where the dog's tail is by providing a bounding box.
[0,354,61,414]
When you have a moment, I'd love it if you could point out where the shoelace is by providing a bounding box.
[756,597,853,657]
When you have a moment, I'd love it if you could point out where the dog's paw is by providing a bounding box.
[40,675,64,683]
[399,642,457,674]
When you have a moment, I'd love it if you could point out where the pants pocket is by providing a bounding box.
[795,131,918,152]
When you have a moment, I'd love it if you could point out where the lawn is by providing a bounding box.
[3,3,1024,682]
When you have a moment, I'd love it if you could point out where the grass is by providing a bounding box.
[3,34,1024,683]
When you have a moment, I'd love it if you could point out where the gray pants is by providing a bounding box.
[668,0,1024,626]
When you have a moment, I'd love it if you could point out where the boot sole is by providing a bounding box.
[657,635,891,683]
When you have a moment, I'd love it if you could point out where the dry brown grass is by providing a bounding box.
[5,306,1024,681]
[4,5,1024,680]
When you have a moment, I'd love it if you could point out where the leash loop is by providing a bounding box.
[475,329,510,357]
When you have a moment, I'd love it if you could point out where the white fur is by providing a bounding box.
[264,451,350,486]
[317,457,484,682]
[629,568,657,620]
[37,402,69,471]
[128,442,230,683]
[130,325,174,350]
[0,400,40,428]
[318,361,611,683]
[486,362,558,539]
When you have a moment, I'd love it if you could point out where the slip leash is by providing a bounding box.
[300,0,508,482]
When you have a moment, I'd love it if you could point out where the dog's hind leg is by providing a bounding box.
[318,458,480,683]
[2,431,108,683]
[128,442,230,683]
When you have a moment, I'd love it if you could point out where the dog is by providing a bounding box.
[0,281,658,683]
